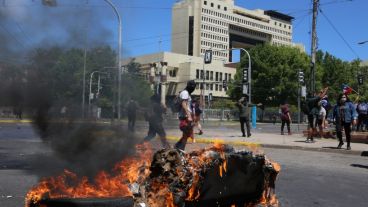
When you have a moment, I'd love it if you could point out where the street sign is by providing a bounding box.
[204,50,212,64]
[242,84,248,95]
[243,68,248,83]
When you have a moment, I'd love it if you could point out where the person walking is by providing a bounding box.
[174,80,196,151]
[236,95,262,137]
[126,98,137,132]
[333,93,358,150]
[280,103,291,135]
[356,100,368,131]
[143,94,170,148]
[191,98,203,141]
[305,87,328,143]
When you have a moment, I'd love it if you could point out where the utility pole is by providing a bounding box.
[310,0,319,94]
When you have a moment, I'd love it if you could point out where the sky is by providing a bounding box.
[0,0,367,64]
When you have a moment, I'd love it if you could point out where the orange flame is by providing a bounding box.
[25,143,153,207]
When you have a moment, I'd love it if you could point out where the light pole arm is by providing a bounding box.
[103,0,122,120]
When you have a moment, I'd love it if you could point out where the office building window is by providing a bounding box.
[211,3,214,7]
[224,7,227,11]
[210,84,213,91]
[200,70,204,79]
[215,72,218,81]
[225,73,228,81]
[215,84,218,91]
[210,71,213,80]
[229,74,231,80]
[206,71,209,80]
[204,1,207,5]
[219,85,222,91]
[218,5,220,9]
[206,84,209,90]
[220,72,223,81]
[196,69,200,79]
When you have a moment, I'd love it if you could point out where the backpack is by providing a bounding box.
[358,103,368,115]
[171,91,183,113]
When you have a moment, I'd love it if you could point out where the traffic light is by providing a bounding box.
[298,71,304,84]
[243,68,248,83]
[223,80,227,89]
[358,75,363,85]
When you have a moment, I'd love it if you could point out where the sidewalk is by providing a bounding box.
[1,118,367,155]
[165,127,368,156]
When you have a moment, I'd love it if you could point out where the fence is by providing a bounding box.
[165,108,307,123]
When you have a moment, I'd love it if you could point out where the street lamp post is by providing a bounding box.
[103,0,122,120]
[89,71,108,117]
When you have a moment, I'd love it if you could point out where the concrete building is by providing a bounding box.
[124,52,236,101]
[172,0,294,62]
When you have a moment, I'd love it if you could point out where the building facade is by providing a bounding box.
[172,0,294,62]
[124,52,236,99]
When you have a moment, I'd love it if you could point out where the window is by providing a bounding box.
[219,85,223,91]
[204,1,207,5]
[210,84,213,91]
[215,72,218,81]
[229,74,231,80]
[206,71,209,80]
[215,84,218,91]
[196,69,200,79]
[225,73,228,81]
[224,7,227,11]
[210,71,213,80]
[211,2,214,7]
[200,70,204,79]
[220,72,223,81]
[218,5,220,9]
[206,84,209,90]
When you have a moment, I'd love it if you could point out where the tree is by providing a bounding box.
[228,44,310,106]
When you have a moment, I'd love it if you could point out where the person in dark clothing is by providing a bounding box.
[236,95,262,137]
[306,87,328,143]
[143,94,170,148]
[333,93,357,150]
[174,80,196,151]
[280,103,291,135]
[126,98,137,132]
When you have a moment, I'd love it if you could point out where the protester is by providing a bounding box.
[305,87,329,143]
[191,98,203,141]
[126,98,137,132]
[174,80,196,150]
[143,94,170,148]
[317,101,327,137]
[333,93,357,150]
[280,103,291,135]
[236,95,262,137]
[356,100,368,131]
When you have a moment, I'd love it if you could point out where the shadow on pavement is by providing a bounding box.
[350,164,368,169]
[361,151,368,157]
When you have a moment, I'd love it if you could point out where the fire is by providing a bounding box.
[25,143,153,207]
[26,142,281,207]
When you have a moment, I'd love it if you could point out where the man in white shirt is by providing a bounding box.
[174,80,196,150]
[317,101,327,137]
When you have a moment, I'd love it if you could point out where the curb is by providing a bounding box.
[166,135,366,156]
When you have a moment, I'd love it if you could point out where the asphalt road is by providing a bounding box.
[0,123,367,207]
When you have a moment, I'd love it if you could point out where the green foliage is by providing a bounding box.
[228,44,365,107]
[229,44,310,106]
